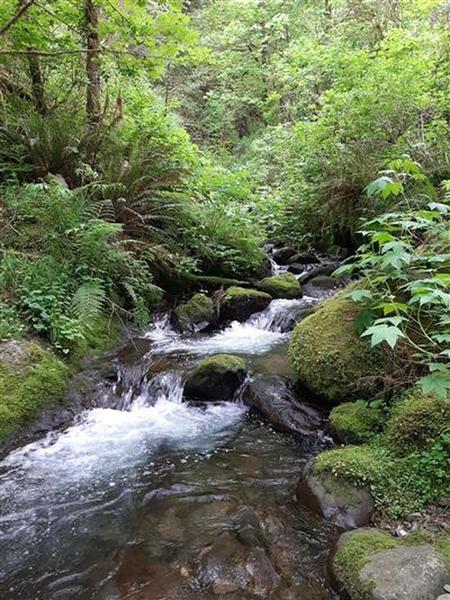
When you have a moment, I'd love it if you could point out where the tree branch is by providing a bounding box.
[0,0,36,36]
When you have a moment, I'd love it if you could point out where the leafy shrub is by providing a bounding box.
[336,158,450,397]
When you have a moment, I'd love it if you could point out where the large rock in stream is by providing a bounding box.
[172,293,215,334]
[0,340,68,445]
[219,287,272,323]
[258,273,301,299]
[332,528,450,600]
[183,354,248,403]
[244,375,323,437]
[289,294,384,403]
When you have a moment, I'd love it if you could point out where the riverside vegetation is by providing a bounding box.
[0,1,450,599]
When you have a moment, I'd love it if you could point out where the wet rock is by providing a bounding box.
[288,253,320,265]
[297,263,338,285]
[258,273,302,299]
[244,375,322,437]
[297,463,375,529]
[333,530,450,600]
[183,354,248,402]
[305,275,336,290]
[219,286,272,323]
[287,263,307,275]
[172,293,215,334]
[272,247,297,265]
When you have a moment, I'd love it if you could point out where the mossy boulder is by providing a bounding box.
[385,389,450,455]
[297,461,375,529]
[288,295,382,403]
[0,340,68,442]
[258,273,301,299]
[183,354,248,402]
[332,528,449,600]
[330,402,385,444]
[219,287,272,323]
[173,293,215,334]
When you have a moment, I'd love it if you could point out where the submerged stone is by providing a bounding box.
[183,354,248,402]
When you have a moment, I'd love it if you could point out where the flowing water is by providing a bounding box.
[0,287,341,600]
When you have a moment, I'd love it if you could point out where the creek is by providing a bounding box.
[0,277,342,599]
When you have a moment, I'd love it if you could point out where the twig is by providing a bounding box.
[0,0,36,36]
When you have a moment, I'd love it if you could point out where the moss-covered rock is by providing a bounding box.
[258,273,301,299]
[0,340,68,441]
[288,295,382,403]
[297,462,375,529]
[385,389,450,455]
[330,402,385,444]
[333,528,399,599]
[219,287,272,323]
[173,293,215,334]
[333,528,450,600]
[183,354,248,402]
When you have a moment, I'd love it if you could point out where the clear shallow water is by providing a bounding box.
[0,294,341,599]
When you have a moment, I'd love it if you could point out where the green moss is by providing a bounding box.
[69,316,122,368]
[0,341,68,441]
[221,287,271,302]
[173,293,214,332]
[435,537,450,571]
[258,273,301,299]
[288,295,383,403]
[312,440,450,518]
[330,402,385,444]
[386,389,450,455]
[334,529,399,600]
[190,353,247,376]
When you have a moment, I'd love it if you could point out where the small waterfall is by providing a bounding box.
[248,298,316,332]
[269,257,289,275]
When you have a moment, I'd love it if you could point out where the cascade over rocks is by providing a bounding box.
[297,461,375,529]
[219,287,272,323]
[332,528,450,600]
[244,374,323,437]
[258,273,301,299]
[183,354,248,402]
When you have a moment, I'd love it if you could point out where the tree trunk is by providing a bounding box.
[28,51,46,114]
[84,0,101,129]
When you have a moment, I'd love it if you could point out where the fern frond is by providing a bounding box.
[71,280,106,322]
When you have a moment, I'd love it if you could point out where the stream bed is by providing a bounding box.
[0,290,341,599]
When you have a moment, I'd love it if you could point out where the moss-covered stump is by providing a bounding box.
[219,287,272,323]
[0,340,68,441]
[297,461,374,529]
[173,293,215,334]
[330,402,385,444]
[183,354,248,402]
[258,273,301,299]
[386,389,450,455]
[288,295,382,403]
[332,528,450,600]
